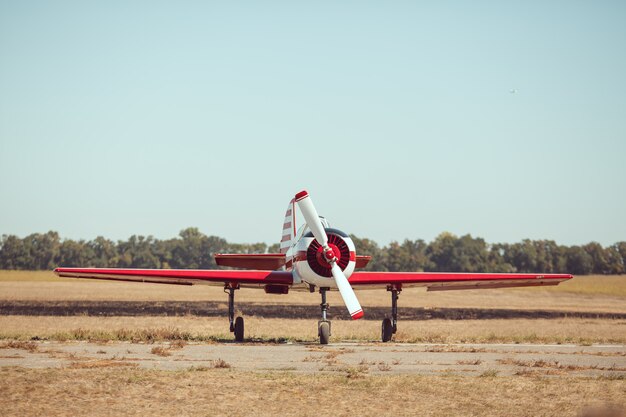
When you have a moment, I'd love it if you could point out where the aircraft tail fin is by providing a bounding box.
[280,198,296,253]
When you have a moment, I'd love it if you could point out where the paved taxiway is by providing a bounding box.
[1,341,625,377]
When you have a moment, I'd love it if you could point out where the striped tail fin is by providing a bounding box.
[280,198,296,254]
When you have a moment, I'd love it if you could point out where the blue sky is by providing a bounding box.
[1,1,625,247]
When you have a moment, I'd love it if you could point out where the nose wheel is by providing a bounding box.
[318,321,330,345]
[382,286,400,342]
[225,284,244,342]
[318,287,331,344]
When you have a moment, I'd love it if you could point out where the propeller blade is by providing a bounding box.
[331,263,364,320]
[295,190,328,247]
[296,190,364,320]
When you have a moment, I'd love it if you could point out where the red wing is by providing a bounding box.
[214,253,286,270]
[54,267,293,289]
[348,272,573,290]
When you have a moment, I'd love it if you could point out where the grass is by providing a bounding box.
[345,365,369,379]
[68,359,138,369]
[479,369,500,378]
[1,270,623,345]
[497,358,626,372]
[149,340,189,357]
[0,340,38,352]
[0,367,623,417]
[212,358,231,369]
[0,316,624,344]
[457,359,483,365]
[1,270,624,416]
[0,324,205,343]
[377,362,391,371]
[150,346,172,357]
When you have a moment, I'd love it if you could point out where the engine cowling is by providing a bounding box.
[293,228,356,288]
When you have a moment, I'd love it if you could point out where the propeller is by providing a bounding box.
[295,190,364,320]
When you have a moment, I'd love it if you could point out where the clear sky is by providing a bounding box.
[1,1,625,247]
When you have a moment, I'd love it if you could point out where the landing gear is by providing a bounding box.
[234,316,244,342]
[319,321,330,345]
[225,284,244,342]
[382,318,393,342]
[382,286,400,342]
[318,287,331,345]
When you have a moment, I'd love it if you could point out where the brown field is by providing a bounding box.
[0,271,624,344]
[0,367,624,417]
[0,316,624,345]
[1,271,625,416]
[0,271,626,344]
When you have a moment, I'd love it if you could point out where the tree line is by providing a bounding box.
[1,228,624,275]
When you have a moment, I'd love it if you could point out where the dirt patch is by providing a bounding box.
[68,359,139,369]
[0,340,38,352]
[497,358,626,372]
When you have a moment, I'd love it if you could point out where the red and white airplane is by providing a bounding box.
[55,190,573,344]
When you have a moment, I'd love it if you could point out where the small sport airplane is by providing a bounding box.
[55,190,573,344]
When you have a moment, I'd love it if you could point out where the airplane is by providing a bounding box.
[55,190,573,344]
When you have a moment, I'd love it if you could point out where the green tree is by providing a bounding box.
[24,231,61,270]
[426,232,457,271]
[226,242,267,254]
[583,242,612,274]
[170,228,228,269]
[0,235,30,269]
[426,233,491,272]
[566,246,594,275]
[383,239,433,272]
[117,235,160,268]
[604,244,624,274]
[58,239,94,267]
[503,240,538,273]
[617,242,626,265]
[487,243,516,273]
[87,236,119,267]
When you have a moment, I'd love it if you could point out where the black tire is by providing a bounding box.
[319,321,330,345]
[234,316,244,342]
[381,318,393,342]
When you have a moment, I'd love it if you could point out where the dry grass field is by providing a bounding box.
[0,316,624,345]
[1,367,624,417]
[0,271,626,344]
[1,271,625,416]
[0,271,624,344]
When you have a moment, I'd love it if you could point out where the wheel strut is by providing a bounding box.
[390,286,400,333]
[224,283,244,342]
[382,285,401,342]
[318,287,331,344]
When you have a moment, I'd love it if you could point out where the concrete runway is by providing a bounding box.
[1,341,625,377]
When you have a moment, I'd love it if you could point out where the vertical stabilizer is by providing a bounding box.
[280,198,296,254]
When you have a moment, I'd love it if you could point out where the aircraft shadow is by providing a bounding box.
[1,301,624,320]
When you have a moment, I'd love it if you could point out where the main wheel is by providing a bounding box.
[319,321,330,345]
[381,318,393,342]
[234,316,244,342]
